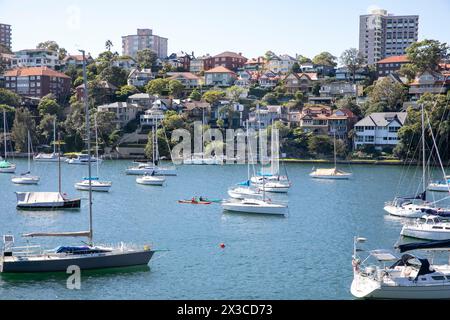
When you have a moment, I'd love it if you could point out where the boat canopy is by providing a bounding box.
[398,191,427,201]
[55,246,111,254]
[16,192,65,205]
[390,254,434,280]
[313,168,340,176]
[82,177,99,181]
[398,239,450,253]
[370,249,398,262]
[238,180,251,187]
[0,160,12,168]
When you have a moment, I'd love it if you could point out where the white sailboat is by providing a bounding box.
[0,108,16,174]
[1,50,155,273]
[11,131,40,185]
[136,125,166,186]
[384,104,450,218]
[75,115,112,192]
[428,176,450,193]
[351,237,450,299]
[67,153,103,165]
[310,132,352,180]
[34,118,65,162]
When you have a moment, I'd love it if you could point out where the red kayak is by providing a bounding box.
[178,200,212,205]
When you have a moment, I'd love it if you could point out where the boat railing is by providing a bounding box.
[11,245,43,256]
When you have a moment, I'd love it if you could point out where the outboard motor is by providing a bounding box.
[3,235,14,257]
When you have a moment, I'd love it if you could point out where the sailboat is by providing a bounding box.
[0,108,16,173]
[126,119,177,176]
[11,131,40,185]
[16,135,81,210]
[34,118,65,162]
[136,125,165,186]
[384,104,450,218]
[75,114,112,192]
[428,175,450,193]
[1,50,155,273]
[310,131,352,180]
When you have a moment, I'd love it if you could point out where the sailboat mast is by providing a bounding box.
[95,114,99,178]
[80,49,93,244]
[421,104,426,193]
[3,109,7,160]
[334,131,337,169]
[58,132,61,194]
[27,130,31,172]
[53,117,56,154]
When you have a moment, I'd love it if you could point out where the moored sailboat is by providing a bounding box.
[0,108,16,174]
[11,131,40,185]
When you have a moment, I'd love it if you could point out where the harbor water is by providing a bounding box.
[0,160,449,300]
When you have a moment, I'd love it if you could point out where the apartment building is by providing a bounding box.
[359,9,418,65]
[11,49,60,69]
[122,28,168,59]
[0,23,11,50]
[204,52,247,72]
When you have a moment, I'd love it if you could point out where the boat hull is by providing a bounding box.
[222,203,287,215]
[310,174,352,180]
[11,176,40,185]
[401,226,450,241]
[1,250,154,273]
[0,165,16,174]
[136,177,165,186]
[428,184,450,192]
[126,168,177,176]
[17,199,81,210]
[75,182,112,192]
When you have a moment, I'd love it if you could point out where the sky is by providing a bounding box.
[0,0,449,59]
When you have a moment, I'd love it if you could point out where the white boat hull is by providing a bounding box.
[222,201,287,216]
[428,183,450,192]
[136,176,165,186]
[11,175,40,185]
[384,204,427,218]
[401,226,450,241]
[228,188,262,200]
[75,181,112,192]
[126,167,177,176]
[0,165,16,173]
[310,173,352,180]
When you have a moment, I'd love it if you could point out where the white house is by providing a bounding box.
[127,68,154,87]
[97,102,144,129]
[11,49,60,69]
[266,54,297,74]
[353,112,407,150]
[204,66,237,86]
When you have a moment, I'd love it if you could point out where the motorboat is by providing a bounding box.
[67,154,103,165]
[222,198,287,216]
[428,176,450,193]
[351,237,450,299]
[310,168,353,180]
[384,195,450,219]
[136,174,165,186]
[12,131,40,185]
[401,215,450,241]
[125,163,177,176]
[34,153,65,162]
[228,186,263,200]
[75,178,112,192]
[16,192,81,210]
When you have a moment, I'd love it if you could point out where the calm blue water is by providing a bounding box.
[0,159,449,300]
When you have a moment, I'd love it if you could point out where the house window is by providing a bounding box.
[389,127,400,133]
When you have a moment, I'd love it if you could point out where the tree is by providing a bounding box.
[162,111,185,132]
[105,40,113,52]
[312,52,337,67]
[168,80,184,98]
[37,114,57,145]
[146,78,169,95]
[63,101,85,151]
[93,111,117,146]
[145,129,170,160]
[312,83,321,96]
[262,93,278,105]
[399,63,419,82]
[264,51,277,62]
[0,89,21,107]
[116,85,139,102]
[297,55,312,64]
[291,62,301,73]
[227,85,244,102]
[406,39,449,73]
[11,107,36,152]
[366,77,407,111]
[189,88,202,101]
[340,48,365,84]
[38,94,61,118]
[202,90,225,105]
[336,96,362,118]
[137,49,158,69]
[308,135,333,157]
[294,91,304,102]
[36,41,66,60]
[99,66,128,88]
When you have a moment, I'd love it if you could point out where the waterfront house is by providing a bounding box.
[266,54,297,74]
[243,57,265,72]
[97,102,144,129]
[127,93,156,109]
[140,105,165,128]
[353,112,407,150]
[284,72,318,94]
[189,55,209,74]
[247,105,287,129]
[166,51,194,71]
[259,71,280,89]
[335,67,369,82]
[408,71,450,100]
[166,72,202,88]
[183,101,211,120]
[112,56,137,70]
[127,68,154,87]
[204,66,237,87]
[319,82,358,98]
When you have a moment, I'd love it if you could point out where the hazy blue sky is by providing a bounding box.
[0,0,449,59]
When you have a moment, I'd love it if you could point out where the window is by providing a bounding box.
[389,127,400,133]
[364,136,375,143]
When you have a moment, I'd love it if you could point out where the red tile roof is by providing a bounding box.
[204,66,237,75]
[167,72,200,80]
[213,51,247,60]
[4,67,70,79]
[377,55,409,64]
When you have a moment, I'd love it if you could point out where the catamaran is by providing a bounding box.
[0,108,16,173]
[310,132,352,180]
[351,237,450,299]
[34,118,65,162]
[1,50,155,273]
[11,131,40,185]
[75,114,112,192]
[384,104,450,218]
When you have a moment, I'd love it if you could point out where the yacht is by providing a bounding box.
[401,215,450,241]
[428,176,450,193]
[126,163,176,176]
[228,185,263,200]
[67,154,103,165]
[222,198,287,216]
[351,237,450,299]
[0,108,16,174]
[34,118,65,162]
[12,131,40,185]
[136,174,165,186]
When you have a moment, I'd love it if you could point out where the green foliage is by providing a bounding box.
[38,94,61,118]
[37,114,57,145]
[406,39,449,73]
[312,52,337,67]
[312,83,321,96]
[93,111,117,146]
[168,80,184,98]
[189,88,202,101]
[11,107,36,152]
[202,90,225,105]
[308,135,333,156]
[297,55,312,64]
[248,86,270,99]
[144,129,170,160]
[146,78,169,95]
[262,93,278,105]
[227,85,245,102]
[291,62,301,73]
[0,89,21,107]
[116,85,139,102]
[162,111,185,132]
[137,49,157,69]
[340,48,365,83]
[99,66,128,88]
[336,96,362,118]
[399,63,419,82]
[366,77,407,111]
